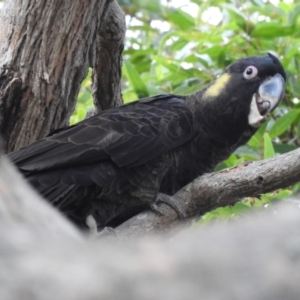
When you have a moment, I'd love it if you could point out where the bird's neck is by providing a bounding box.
[186,90,256,146]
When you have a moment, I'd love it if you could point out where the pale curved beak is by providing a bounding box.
[248,73,285,128]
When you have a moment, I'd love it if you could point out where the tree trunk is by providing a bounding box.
[0,0,125,153]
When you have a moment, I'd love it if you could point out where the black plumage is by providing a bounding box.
[8,54,286,230]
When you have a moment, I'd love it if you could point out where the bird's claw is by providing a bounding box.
[150,202,164,216]
[86,214,117,240]
[151,193,187,219]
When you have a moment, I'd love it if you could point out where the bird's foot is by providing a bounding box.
[151,193,187,219]
[86,214,98,236]
[86,214,117,240]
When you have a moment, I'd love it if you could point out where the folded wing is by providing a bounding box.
[8,95,195,171]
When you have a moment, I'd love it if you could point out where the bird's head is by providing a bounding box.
[195,53,286,139]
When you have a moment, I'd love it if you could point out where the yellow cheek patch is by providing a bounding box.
[203,73,231,99]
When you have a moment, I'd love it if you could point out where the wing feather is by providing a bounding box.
[8,95,194,171]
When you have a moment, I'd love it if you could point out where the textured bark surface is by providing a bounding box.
[92,0,125,112]
[0,0,125,153]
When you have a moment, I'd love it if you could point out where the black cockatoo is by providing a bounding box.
[8,53,286,231]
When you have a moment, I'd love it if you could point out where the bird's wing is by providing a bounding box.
[8,95,195,171]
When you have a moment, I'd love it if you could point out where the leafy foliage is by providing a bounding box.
[73,0,300,222]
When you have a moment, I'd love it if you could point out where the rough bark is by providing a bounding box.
[0,0,125,153]
[92,0,125,112]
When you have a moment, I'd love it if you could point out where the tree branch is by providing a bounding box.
[91,0,125,112]
[115,148,300,238]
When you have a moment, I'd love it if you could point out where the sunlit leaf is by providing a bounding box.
[234,157,245,166]
[247,122,268,148]
[263,132,275,158]
[289,4,300,25]
[225,5,247,31]
[166,9,195,30]
[224,154,238,167]
[251,23,295,38]
[123,59,149,98]
[132,0,161,13]
[269,109,300,139]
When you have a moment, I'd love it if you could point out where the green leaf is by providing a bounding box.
[269,109,300,139]
[123,59,149,98]
[132,0,161,13]
[233,157,245,166]
[225,5,247,31]
[166,9,195,30]
[263,132,275,159]
[122,89,138,104]
[247,122,268,148]
[233,147,259,161]
[81,68,92,88]
[288,3,300,26]
[273,143,297,154]
[275,189,292,199]
[214,162,227,172]
[77,90,92,104]
[224,154,238,167]
[289,76,300,95]
[251,23,295,38]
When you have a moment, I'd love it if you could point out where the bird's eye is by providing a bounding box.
[243,66,258,79]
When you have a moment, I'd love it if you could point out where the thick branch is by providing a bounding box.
[116,147,300,238]
[91,0,125,112]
